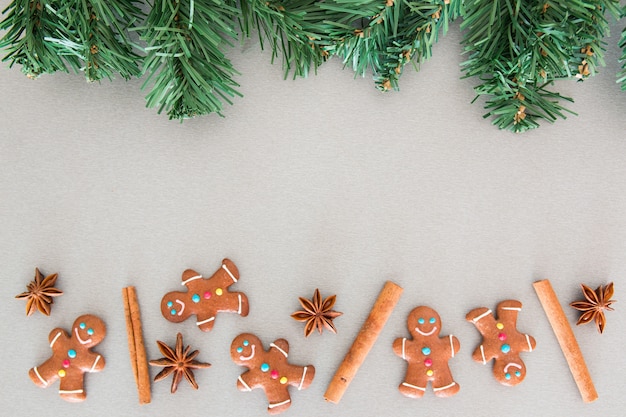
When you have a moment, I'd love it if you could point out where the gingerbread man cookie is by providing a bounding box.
[161,258,249,331]
[230,333,315,414]
[466,300,536,386]
[392,306,460,398]
[28,314,106,402]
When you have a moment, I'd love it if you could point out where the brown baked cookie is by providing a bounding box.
[230,333,315,414]
[392,306,460,398]
[28,314,106,402]
[466,300,536,386]
[161,258,249,331]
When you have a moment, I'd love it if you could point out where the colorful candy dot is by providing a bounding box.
[68,349,77,359]
[170,309,177,315]
[279,377,288,384]
[58,370,66,378]
[261,363,270,372]
[418,318,425,324]
[63,359,70,368]
[429,317,436,324]
[426,370,434,377]
[87,328,94,336]
[271,370,279,379]
[498,332,507,341]
[243,340,249,346]
[215,288,223,296]
[501,344,511,354]
[192,294,201,303]
[421,347,431,355]
[167,301,173,308]
[424,358,433,367]
[204,291,211,299]
[496,322,504,330]
[237,347,243,353]
[505,373,511,380]
[515,371,521,377]
[79,322,86,329]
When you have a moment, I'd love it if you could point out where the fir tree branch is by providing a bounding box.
[45,0,145,82]
[239,0,329,79]
[0,0,80,78]
[620,25,626,90]
[140,0,242,120]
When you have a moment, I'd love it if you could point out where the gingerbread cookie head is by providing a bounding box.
[231,333,315,414]
[161,259,249,331]
[466,300,536,386]
[71,314,106,348]
[28,314,106,402]
[393,306,460,398]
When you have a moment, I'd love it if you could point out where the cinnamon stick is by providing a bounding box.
[324,281,403,403]
[533,279,598,403]
[122,286,151,404]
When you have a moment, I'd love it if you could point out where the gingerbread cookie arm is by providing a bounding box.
[209,259,240,289]
[88,353,105,373]
[448,335,461,358]
[270,339,290,358]
[236,370,255,392]
[48,328,69,350]
[392,338,407,359]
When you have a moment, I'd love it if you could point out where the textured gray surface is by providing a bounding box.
[1,11,626,417]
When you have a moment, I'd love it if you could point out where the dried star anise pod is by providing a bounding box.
[291,288,343,337]
[15,268,63,316]
[570,282,616,334]
[149,333,211,393]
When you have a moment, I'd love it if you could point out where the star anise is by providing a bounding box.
[570,282,616,334]
[149,333,211,393]
[291,288,342,337]
[15,268,63,316]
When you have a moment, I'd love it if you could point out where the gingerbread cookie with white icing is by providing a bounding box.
[28,314,106,402]
[466,300,536,386]
[230,333,315,414]
[393,306,460,398]
[161,258,249,331]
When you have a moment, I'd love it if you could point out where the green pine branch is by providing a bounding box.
[239,0,329,79]
[0,0,80,78]
[140,0,242,120]
[43,0,144,81]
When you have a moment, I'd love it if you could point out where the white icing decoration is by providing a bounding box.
[89,355,101,372]
[175,299,185,316]
[401,382,426,391]
[238,293,242,314]
[238,375,251,391]
[33,367,47,386]
[270,343,288,358]
[49,331,62,348]
[501,306,521,311]
[181,275,203,285]
[503,362,522,373]
[449,335,455,358]
[197,317,215,326]
[298,366,308,390]
[471,309,492,323]
[480,345,486,364]
[415,326,437,337]
[433,382,456,392]
[268,399,291,409]
[222,264,238,282]
[240,344,256,361]
[525,334,533,352]
[59,389,84,394]
[75,327,92,345]
[401,338,406,360]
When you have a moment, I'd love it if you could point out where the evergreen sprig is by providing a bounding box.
[461,0,622,133]
[0,0,80,78]
[140,0,242,119]
[619,25,626,90]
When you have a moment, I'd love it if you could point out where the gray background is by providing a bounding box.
[1,8,625,417]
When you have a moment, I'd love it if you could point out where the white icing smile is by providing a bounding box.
[415,326,437,336]
[175,299,185,316]
[504,362,522,373]
[240,344,256,361]
[75,328,92,345]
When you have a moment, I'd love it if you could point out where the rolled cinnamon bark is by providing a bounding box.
[533,279,598,403]
[122,286,151,404]
[324,281,403,403]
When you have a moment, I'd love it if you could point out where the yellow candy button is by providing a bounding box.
[215,288,223,296]
[426,370,434,377]
[279,377,288,384]
[496,322,504,330]
[58,370,66,378]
